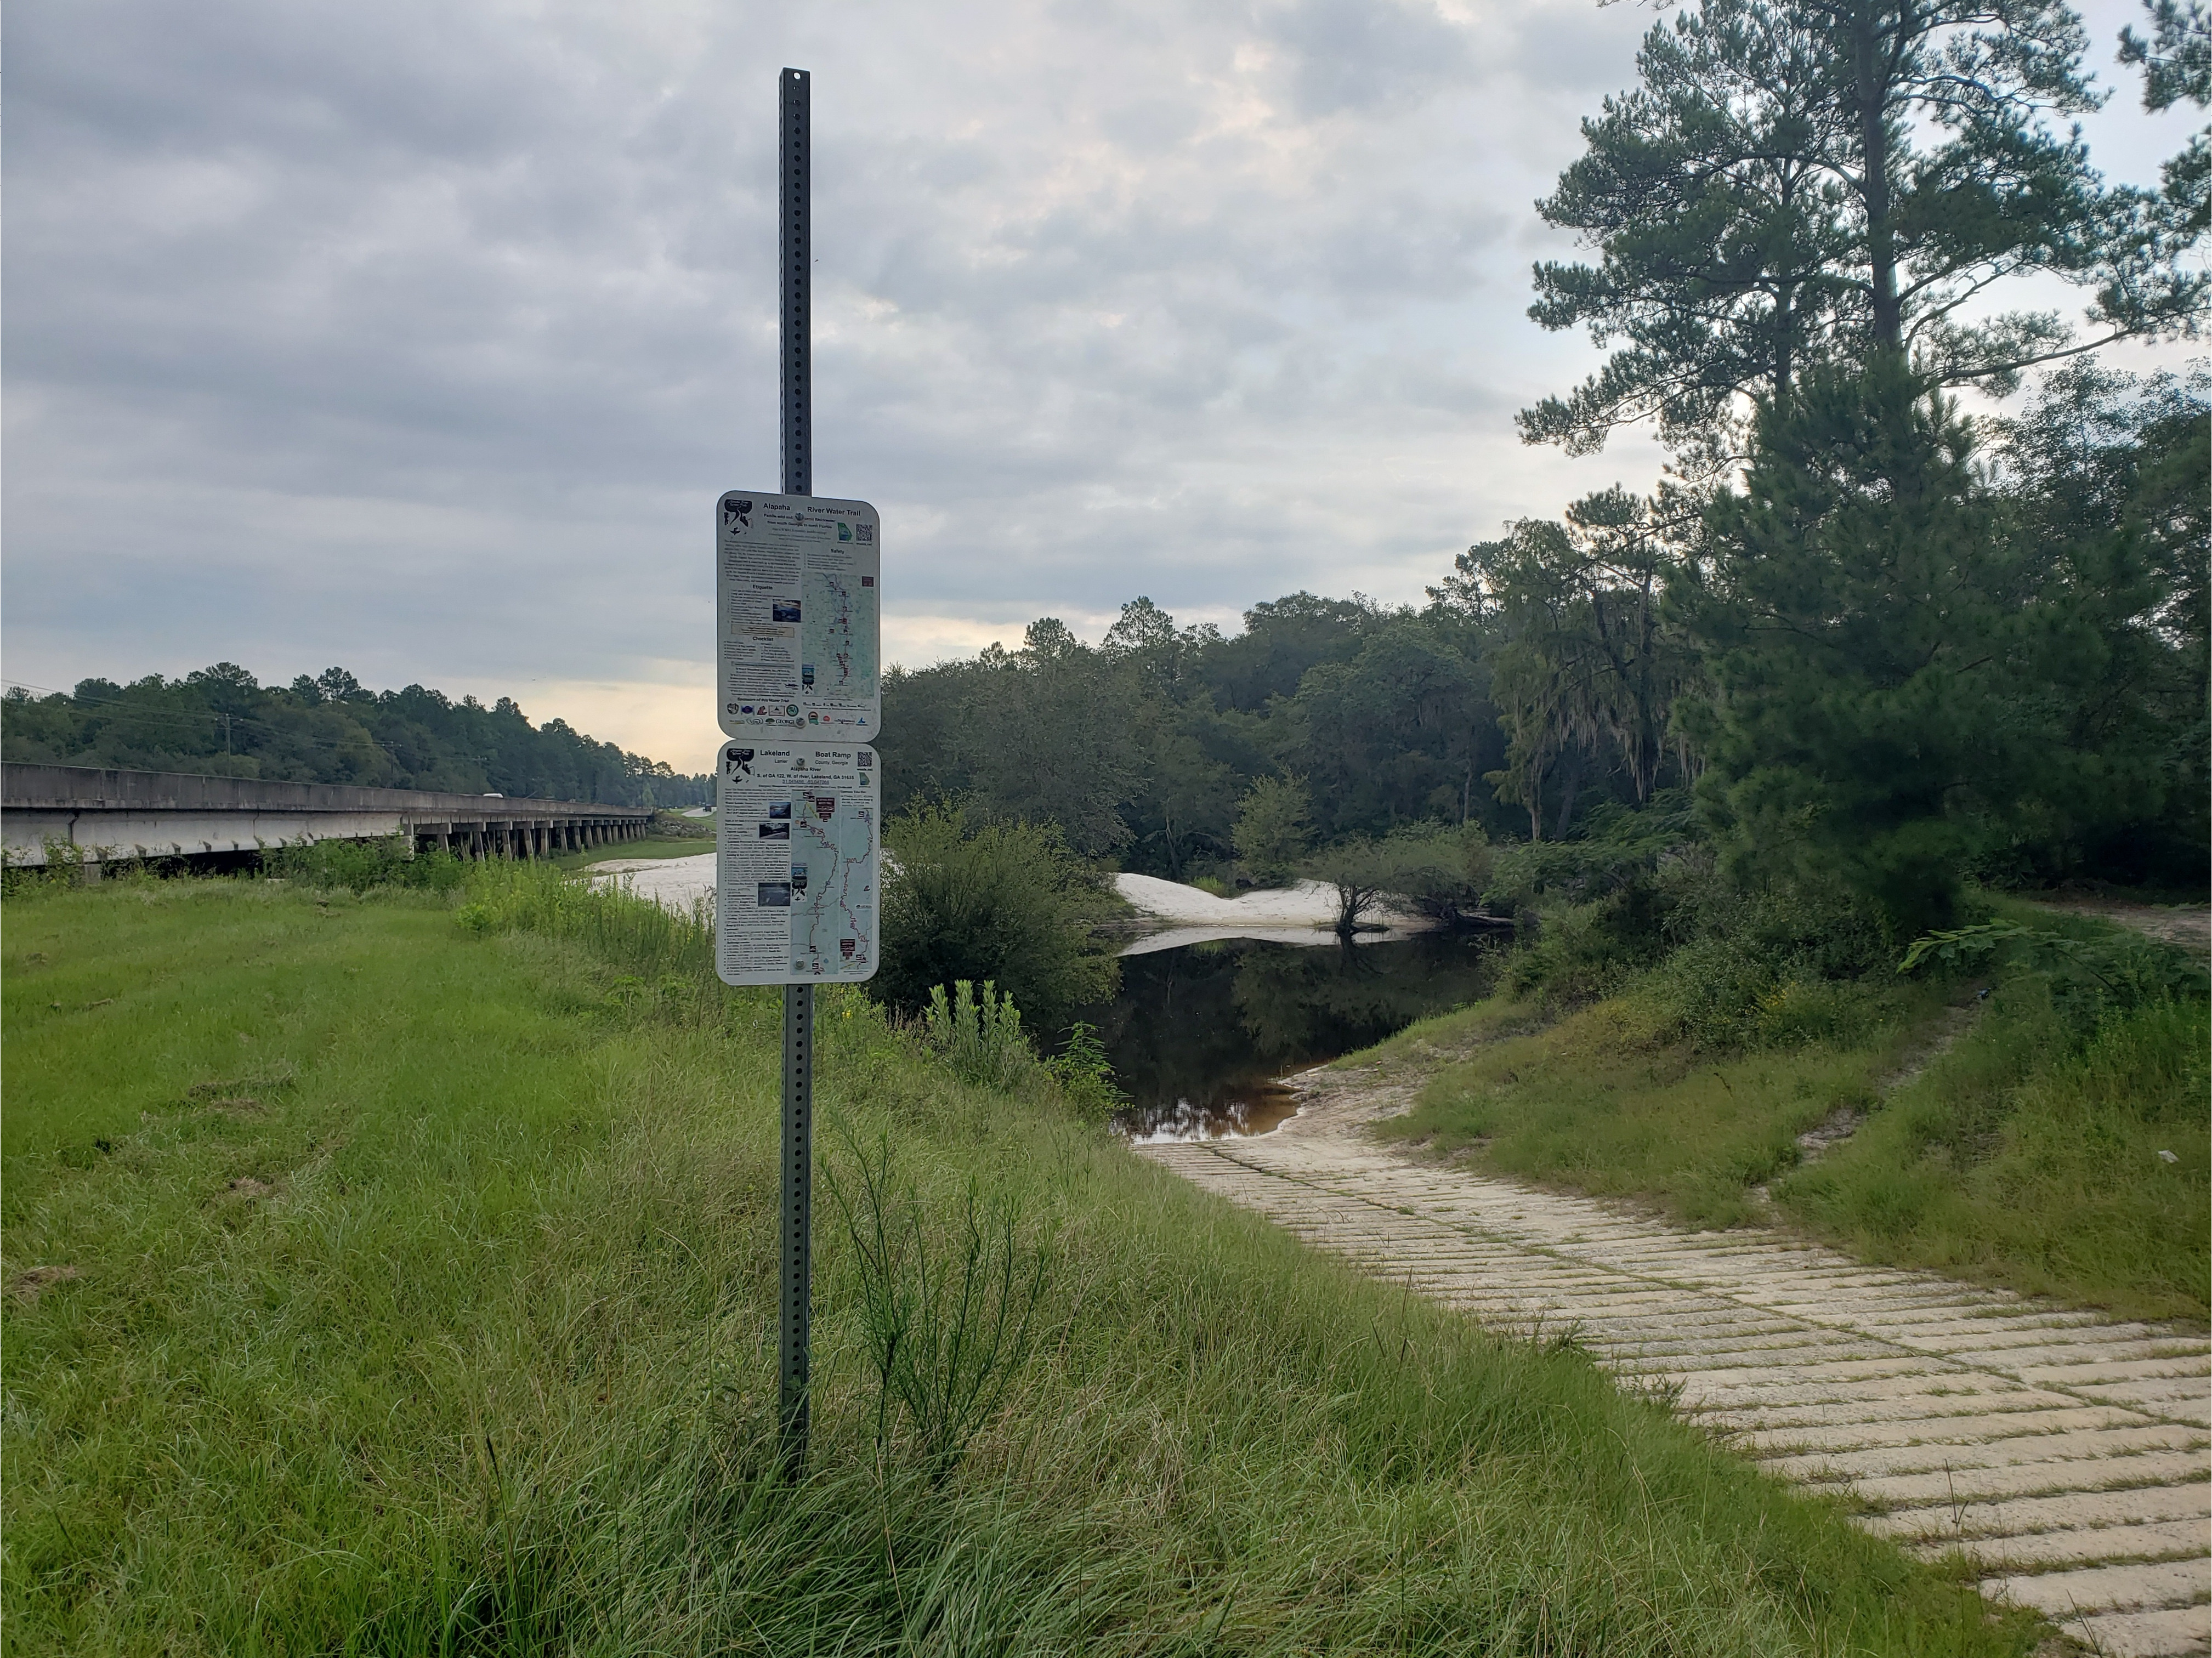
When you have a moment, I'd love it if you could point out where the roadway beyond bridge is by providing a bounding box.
[2,763,659,877]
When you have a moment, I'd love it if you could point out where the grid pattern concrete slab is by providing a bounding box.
[1135,1062,2211,1656]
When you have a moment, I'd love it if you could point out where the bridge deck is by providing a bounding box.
[2,763,659,868]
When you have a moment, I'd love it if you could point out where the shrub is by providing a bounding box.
[647,809,714,840]
[920,980,1035,1092]
[1500,901,1646,1006]
[1899,919,2207,1029]
[915,982,1127,1118]
[1044,1020,1126,1122]
[1301,837,1402,933]
[1482,791,1699,912]
[875,800,1120,1036]
[270,834,468,894]
[1629,935,1892,1052]
[1372,822,1496,926]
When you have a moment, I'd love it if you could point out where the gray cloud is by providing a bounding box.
[5,0,2188,767]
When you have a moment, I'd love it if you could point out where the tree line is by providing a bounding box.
[884,0,2209,938]
[1,663,713,809]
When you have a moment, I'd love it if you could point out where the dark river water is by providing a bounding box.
[1072,933,1508,1142]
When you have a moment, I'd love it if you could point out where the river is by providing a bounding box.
[1073,932,1508,1142]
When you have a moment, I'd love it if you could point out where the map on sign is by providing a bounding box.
[716,490,880,741]
[715,742,879,986]
[803,566,877,700]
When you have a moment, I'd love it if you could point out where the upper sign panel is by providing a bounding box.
[716,490,880,741]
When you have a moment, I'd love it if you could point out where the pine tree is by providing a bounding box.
[1671,360,2041,929]
[1525,0,2206,468]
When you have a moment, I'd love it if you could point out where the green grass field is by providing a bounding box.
[1,870,2044,1655]
[552,832,714,870]
[1375,913,2209,1324]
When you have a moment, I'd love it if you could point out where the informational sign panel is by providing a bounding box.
[715,741,880,986]
[716,490,880,741]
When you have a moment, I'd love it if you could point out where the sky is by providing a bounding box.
[3,0,2200,775]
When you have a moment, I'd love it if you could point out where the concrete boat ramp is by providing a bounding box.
[1138,1061,2211,1657]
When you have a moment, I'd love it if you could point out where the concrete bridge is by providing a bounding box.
[2,763,660,877]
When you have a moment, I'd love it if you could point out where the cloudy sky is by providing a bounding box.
[4,0,2198,773]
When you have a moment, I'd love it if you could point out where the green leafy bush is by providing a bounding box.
[875,800,1120,1036]
[1631,935,1895,1052]
[270,835,468,894]
[920,980,1034,1092]
[1369,821,1496,926]
[1899,919,2206,1026]
[1500,900,1649,1006]
[646,809,714,840]
[1044,1020,1126,1121]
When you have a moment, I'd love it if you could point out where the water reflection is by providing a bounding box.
[1076,933,1506,1142]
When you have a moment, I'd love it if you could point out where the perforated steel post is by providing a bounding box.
[779,973,812,1460]
[777,64,814,1468]
[781,67,810,501]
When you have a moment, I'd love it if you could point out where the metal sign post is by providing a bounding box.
[777,63,813,1469]
[715,63,879,1475]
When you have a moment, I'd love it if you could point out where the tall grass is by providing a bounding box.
[1379,991,1919,1229]
[1380,895,2207,1317]
[457,859,716,985]
[1,872,2040,1655]
[827,1132,1053,1475]
[270,833,471,894]
[1779,981,2210,1320]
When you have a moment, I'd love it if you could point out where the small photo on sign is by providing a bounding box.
[757,882,792,907]
[758,821,790,840]
[772,600,802,623]
[767,802,792,819]
[791,863,810,894]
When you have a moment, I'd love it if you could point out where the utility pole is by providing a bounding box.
[776,64,813,1470]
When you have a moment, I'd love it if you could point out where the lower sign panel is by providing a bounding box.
[716,742,880,985]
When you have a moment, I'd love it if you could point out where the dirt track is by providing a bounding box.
[2023,898,2212,959]
[1136,1059,2211,1656]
